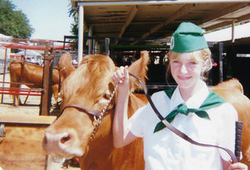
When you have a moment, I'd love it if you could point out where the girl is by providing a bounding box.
[112,22,247,170]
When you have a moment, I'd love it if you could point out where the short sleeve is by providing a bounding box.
[128,105,147,137]
[128,91,170,138]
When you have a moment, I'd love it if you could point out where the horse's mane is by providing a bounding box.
[61,54,115,103]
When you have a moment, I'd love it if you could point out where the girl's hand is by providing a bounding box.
[112,66,130,93]
[229,162,248,170]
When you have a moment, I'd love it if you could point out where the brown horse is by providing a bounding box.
[9,61,60,106]
[42,52,250,169]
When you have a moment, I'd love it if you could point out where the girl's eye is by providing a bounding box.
[172,60,180,64]
[189,61,197,65]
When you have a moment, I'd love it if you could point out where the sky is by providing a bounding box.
[11,0,74,41]
[205,22,250,42]
[10,0,250,42]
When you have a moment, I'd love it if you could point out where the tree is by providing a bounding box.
[68,3,78,37]
[0,0,33,38]
[68,2,89,53]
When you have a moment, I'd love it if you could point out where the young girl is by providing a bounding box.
[112,22,247,170]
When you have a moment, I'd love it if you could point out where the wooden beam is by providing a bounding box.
[0,114,56,126]
[201,3,250,27]
[237,13,250,22]
[205,12,250,31]
[89,22,123,26]
[132,4,195,45]
[120,6,138,37]
[205,21,232,31]
[145,4,195,38]
[115,5,138,44]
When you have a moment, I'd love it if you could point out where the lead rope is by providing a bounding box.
[128,73,238,163]
[89,84,119,141]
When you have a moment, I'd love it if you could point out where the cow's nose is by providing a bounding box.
[43,131,74,151]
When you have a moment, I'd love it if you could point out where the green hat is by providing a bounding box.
[170,22,208,53]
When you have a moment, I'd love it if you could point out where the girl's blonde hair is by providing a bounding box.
[166,48,212,81]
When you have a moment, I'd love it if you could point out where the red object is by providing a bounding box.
[0,87,41,96]
[212,62,218,67]
[1,43,71,50]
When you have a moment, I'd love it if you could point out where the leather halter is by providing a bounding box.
[60,84,118,141]
[61,105,101,117]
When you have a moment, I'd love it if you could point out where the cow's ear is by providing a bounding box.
[128,51,149,92]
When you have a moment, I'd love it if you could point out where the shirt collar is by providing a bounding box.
[169,81,209,111]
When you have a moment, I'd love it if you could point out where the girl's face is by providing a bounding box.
[170,52,203,91]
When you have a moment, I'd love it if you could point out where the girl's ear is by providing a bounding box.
[201,57,211,73]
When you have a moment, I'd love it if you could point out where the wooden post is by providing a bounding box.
[40,41,53,116]
[0,114,57,170]
[232,20,235,43]
[1,48,8,103]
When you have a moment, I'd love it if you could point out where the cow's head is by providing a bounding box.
[42,52,149,162]
[58,52,76,83]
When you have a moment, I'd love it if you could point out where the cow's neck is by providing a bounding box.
[79,94,146,170]
[80,113,114,170]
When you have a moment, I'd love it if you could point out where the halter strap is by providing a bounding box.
[61,105,101,116]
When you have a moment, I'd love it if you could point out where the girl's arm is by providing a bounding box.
[112,66,138,148]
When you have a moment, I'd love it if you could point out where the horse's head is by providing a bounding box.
[42,52,149,163]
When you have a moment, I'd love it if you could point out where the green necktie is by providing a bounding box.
[154,88,225,133]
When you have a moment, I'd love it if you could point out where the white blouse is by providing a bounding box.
[128,82,238,170]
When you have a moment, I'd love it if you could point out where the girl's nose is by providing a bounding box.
[180,64,188,74]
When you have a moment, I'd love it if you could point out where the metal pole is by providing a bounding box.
[219,42,224,82]
[88,26,93,54]
[78,4,84,66]
[105,38,110,56]
[93,39,96,54]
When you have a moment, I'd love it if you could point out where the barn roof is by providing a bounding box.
[71,0,250,45]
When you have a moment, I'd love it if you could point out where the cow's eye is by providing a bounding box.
[104,93,111,99]
[103,89,111,99]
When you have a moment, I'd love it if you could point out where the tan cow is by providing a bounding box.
[9,61,60,106]
[43,51,250,169]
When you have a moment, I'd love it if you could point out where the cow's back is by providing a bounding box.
[211,79,250,167]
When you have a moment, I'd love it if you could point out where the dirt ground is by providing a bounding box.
[0,73,80,170]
